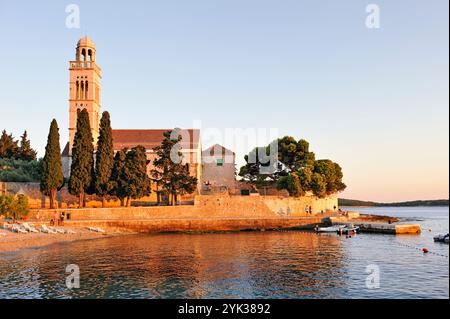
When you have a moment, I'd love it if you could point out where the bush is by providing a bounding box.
[0,194,29,220]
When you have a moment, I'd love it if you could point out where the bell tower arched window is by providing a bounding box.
[75,81,80,100]
[80,81,84,99]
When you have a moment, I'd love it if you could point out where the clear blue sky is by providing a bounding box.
[0,0,448,202]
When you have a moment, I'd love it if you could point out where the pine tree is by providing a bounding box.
[68,109,95,208]
[94,111,114,207]
[18,131,37,161]
[0,130,18,159]
[277,172,304,197]
[313,159,347,195]
[40,120,64,209]
[151,130,197,206]
[311,172,327,198]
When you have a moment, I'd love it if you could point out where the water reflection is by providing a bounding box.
[1,207,448,299]
[0,232,346,299]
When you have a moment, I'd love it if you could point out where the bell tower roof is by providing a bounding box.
[77,36,95,48]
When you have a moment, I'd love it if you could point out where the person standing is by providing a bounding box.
[60,212,65,226]
[54,211,59,226]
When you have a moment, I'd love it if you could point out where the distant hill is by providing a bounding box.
[339,198,449,207]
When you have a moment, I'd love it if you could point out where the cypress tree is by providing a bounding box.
[123,145,151,206]
[18,131,37,161]
[68,109,95,208]
[40,119,64,209]
[94,111,114,207]
[110,149,127,206]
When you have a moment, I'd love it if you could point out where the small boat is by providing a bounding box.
[337,225,361,235]
[315,225,346,233]
[433,233,449,244]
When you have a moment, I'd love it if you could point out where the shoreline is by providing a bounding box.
[0,213,406,254]
[0,226,136,254]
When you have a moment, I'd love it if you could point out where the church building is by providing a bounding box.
[62,37,235,199]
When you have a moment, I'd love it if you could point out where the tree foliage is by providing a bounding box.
[313,160,346,195]
[0,158,42,182]
[0,194,29,220]
[239,136,316,183]
[40,119,64,209]
[94,111,114,206]
[0,130,18,159]
[110,149,128,206]
[18,131,37,161]
[240,135,346,197]
[110,146,151,206]
[123,146,151,205]
[311,173,327,198]
[68,109,95,207]
[0,130,37,160]
[151,130,197,205]
[238,147,270,184]
[277,173,304,197]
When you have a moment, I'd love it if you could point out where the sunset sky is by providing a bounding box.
[0,0,448,202]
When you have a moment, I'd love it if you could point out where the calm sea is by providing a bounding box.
[0,206,448,299]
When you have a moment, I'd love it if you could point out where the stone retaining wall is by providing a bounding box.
[64,216,326,233]
[27,194,338,221]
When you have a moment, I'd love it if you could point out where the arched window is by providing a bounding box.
[85,81,88,99]
[80,81,84,99]
[75,81,79,100]
[88,49,92,61]
[81,49,86,62]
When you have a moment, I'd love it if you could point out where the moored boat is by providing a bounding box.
[337,225,361,235]
[315,225,346,233]
[433,233,449,244]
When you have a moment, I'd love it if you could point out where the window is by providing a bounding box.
[216,159,223,167]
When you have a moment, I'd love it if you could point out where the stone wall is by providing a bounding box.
[63,216,327,233]
[1,182,123,209]
[27,193,338,221]
[194,194,338,217]
[0,182,194,209]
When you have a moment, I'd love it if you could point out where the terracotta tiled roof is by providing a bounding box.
[202,144,235,156]
[112,129,200,151]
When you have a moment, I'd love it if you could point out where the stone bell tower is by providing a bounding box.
[68,36,102,154]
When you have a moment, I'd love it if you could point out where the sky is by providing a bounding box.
[0,0,448,202]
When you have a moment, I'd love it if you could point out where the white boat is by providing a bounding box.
[315,225,346,233]
[338,225,361,235]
